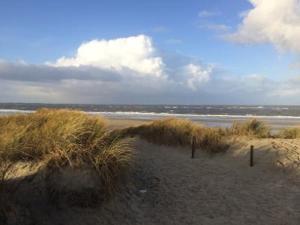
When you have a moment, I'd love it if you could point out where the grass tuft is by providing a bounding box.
[279,127,300,139]
[121,118,229,153]
[229,119,270,138]
[0,109,134,200]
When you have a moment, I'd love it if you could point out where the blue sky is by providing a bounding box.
[1,0,300,104]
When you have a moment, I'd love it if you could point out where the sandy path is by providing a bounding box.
[49,138,299,225]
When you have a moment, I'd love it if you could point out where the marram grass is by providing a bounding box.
[116,118,276,153]
[0,109,134,197]
[279,127,300,139]
[229,118,271,138]
[119,118,230,153]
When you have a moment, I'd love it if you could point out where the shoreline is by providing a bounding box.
[1,109,300,130]
[3,108,300,118]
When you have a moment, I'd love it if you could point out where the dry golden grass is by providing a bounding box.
[0,112,286,206]
[279,127,300,139]
[0,161,12,194]
[229,119,270,138]
[0,109,134,198]
[0,108,107,161]
[116,118,273,152]
[91,138,133,195]
[120,118,229,153]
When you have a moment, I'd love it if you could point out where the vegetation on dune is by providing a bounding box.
[229,119,271,138]
[0,111,293,211]
[0,111,298,223]
[0,109,134,199]
[0,113,274,166]
[192,127,229,153]
[116,118,275,153]
[279,127,300,139]
[120,118,229,153]
[131,118,196,146]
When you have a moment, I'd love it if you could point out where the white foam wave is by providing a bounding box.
[0,109,35,114]
[1,109,300,120]
[90,111,300,120]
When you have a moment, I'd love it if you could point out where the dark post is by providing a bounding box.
[250,145,254,167]
[191,136,196,159]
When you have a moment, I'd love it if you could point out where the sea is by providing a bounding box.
[1,103,300,130]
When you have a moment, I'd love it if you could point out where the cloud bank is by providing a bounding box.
[0,35,216,103]
[228,0,300,52]
[0,34,300,104]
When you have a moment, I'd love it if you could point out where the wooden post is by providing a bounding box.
[191,136,196,159]
[250,145,254,167]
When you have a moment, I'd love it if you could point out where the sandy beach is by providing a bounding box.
[60,137,300,225]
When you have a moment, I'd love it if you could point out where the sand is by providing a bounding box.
[60,138,299,225]
[2,119,300,225]
[106,118,150,130]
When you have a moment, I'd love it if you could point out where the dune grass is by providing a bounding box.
[119,118,229,153]
[279,127,300,139]
[229,118,271,138]
[115,118,274,153]
[0,112,282,203]
[0,161,12,195]
[0,109,108,162]
[0,109,134,197]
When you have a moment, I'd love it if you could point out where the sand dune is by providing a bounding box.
[82,138,299,225]
[3,137,299,225]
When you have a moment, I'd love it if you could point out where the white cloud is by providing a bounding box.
[269,76,300,97]
[271,88,300,97]
[50,35,216,92]
[0,34,219,104]
[1,35,216,94]
[227,0,300,52]
[54,35,165,77]
[2,57,300,104]
[2,34,300,104]
[184,64,212,90]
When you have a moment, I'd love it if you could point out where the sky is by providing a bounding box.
[1,0,300,104]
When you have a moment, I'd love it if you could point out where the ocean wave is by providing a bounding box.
[1,109,300,120]
[90,111,300,119]
[0,109,35,113]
